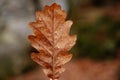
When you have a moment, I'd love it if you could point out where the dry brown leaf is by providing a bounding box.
[28,3,77,80]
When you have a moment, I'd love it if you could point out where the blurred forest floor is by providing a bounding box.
[9,59,120,80]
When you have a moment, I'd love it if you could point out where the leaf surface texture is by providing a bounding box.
[28,3,77,80]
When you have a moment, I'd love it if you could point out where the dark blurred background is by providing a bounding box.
[0,0,120,80]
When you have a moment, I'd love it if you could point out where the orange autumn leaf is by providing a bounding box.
[28,3,77,80]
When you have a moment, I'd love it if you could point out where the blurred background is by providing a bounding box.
[0,0,120,80]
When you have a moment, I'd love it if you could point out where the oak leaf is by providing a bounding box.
[28,3,77,80]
